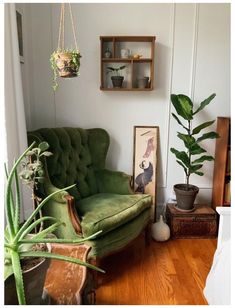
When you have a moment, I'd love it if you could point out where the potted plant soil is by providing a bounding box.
[170,93,219,211]
[107,65,126,88]
[4,142,104,305]
[50,49,81,91]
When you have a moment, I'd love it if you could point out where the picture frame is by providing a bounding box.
[133,126,159,221]
[16,10,24,63]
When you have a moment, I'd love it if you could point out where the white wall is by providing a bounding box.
[21,3,230,208]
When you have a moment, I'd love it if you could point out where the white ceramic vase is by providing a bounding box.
[151,215,170,242]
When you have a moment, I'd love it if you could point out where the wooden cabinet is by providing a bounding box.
[212,117,231,209]
[100,36,156,91]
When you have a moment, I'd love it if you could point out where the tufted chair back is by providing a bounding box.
[27,127,110,200]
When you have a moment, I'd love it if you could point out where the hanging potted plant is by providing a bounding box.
[170,93,219,211]
[4,142,104,305]
[50,3,81,91]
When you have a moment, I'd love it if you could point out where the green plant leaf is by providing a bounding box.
[171,113,189,131]
[41,151,53,157]
[193,93,216,115]
[38,142,49,152]
[4,259,13,281]
[176,160,188,175]
[177,133,195,149]
[14,166,20,233]
[19,230,102,244]
[20,251,105,273]
[192,155,214,164]
[10,250,26,304]
[14,184,76,243]
[189,143,207,155]
[192,120,215,135]
[197,132,219,143]
[171,94,193,120]
[189,164,203,174]
[5,143,36,239]
[170,148,190,167]
[194,171,204,176]
[19,217,59,240]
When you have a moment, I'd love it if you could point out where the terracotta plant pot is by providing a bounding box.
[174,184,199,212]
[5,245,51,305]
[111,76,124,88]
[54,52,80,78]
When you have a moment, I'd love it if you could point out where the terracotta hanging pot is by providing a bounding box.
[53,51,81,78]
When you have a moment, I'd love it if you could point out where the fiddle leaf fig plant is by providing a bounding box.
[170,93,219,189]
[4,142,104,305]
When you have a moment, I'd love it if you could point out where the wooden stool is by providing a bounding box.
[166,203,218,239]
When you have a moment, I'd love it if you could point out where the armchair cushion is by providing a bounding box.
[77,193,152,237]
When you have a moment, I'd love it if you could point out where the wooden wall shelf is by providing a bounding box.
[100,36,156,91]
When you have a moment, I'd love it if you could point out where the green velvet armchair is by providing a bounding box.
[27,127,152,262]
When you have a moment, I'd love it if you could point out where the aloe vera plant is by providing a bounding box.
[4,142,104,305]
[170,93,219,189]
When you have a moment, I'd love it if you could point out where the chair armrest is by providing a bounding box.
[42,181,82,237]
[95,169,133,194]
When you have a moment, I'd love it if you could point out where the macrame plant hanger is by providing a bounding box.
[51,2,81,90]
[57,3,79,53]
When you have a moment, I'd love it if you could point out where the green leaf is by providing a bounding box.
[190,143,207,155]
[192,155,214,164]
[4,260,13,280]
[11,250,26,304]
[171,94,193,120]
[170,148,190,167]
[189,164,203,174]
[5,143,36,239]
[41,151,53,157]
[14,184,76,243]
[197,132,219,143]
[192,120,215,135]
[177,133,195,149]
[193,93,216,115]
[176,160,188,175]
[171,113,189,131]
[194,171,204,176]
[20,251,105,273]
[38,142,49,152]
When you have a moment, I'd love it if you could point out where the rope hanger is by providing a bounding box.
[57,3,79,52]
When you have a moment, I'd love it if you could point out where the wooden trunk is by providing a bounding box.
[166,204,218,239]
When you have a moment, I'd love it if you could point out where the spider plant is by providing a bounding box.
[4,142,104,305]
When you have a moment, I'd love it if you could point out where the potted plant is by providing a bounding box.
[50,48,82,91]
[106,65,126,88]
[4,142,104,305]
[170,93,219,211]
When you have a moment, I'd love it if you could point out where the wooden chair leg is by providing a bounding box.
[89,257,102,289]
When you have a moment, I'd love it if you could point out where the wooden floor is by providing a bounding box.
[96,235,217,305]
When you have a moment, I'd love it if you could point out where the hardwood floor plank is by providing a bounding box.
[96,235,217,305]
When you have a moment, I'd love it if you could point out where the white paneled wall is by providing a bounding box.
[21,3,230,208]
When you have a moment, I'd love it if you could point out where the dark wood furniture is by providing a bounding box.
[212,117,231,209]
[44,244,95,304]
[100,36,156,91]
[166,204,218,239]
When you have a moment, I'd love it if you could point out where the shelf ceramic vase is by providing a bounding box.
[151,215,170,242]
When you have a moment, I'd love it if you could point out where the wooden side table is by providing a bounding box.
[166,204,218,239]
[44,244,95,304]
